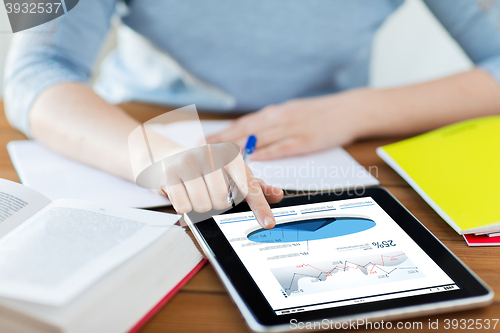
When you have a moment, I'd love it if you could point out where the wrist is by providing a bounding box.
[350,87,396,140]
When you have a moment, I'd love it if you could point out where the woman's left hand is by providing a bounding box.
[206,88,379,160]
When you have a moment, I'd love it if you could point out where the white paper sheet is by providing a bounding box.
[149,120,380,191]
[7,141,171,208]
[7,121,378,208]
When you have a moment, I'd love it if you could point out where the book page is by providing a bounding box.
[0,199,181,306]
[0,179,51,239]
[148,120,380,191]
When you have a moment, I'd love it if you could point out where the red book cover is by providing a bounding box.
[127,258,208,333]
[464,234,500,247]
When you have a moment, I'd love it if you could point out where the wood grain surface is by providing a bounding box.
[1,101,498,333]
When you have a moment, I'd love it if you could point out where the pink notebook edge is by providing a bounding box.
[128,258,208,333]
[463,234,500,246]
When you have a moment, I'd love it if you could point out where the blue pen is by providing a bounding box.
[226,135,257,204]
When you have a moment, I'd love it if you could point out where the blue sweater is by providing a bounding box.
[5,0,500,137]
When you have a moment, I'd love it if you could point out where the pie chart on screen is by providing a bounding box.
[247,217,376,243]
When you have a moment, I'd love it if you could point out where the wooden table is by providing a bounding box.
[1,101,499,333]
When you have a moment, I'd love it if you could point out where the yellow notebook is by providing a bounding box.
[377,116,500,234]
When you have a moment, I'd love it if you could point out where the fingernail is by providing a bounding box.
[263,216,275,229]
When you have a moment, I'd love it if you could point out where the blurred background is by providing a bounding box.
[0,0,475,99]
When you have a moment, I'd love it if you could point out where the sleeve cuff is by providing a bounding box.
[477,56,500,86]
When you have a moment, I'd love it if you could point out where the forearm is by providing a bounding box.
[362,68,500,138]
[29,82,179,182]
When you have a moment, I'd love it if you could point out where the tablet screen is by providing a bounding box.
[212,196,459,315]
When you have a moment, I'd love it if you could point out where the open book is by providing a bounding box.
[0,178,204,333]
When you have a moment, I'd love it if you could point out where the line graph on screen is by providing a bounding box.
[271,251,424,297]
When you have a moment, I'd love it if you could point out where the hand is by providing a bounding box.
[160,143,283,229]
[206,89,377,160]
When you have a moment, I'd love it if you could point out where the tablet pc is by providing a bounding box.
[185,187,493,332]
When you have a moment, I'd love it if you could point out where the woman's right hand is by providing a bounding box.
[160,143,283,229]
